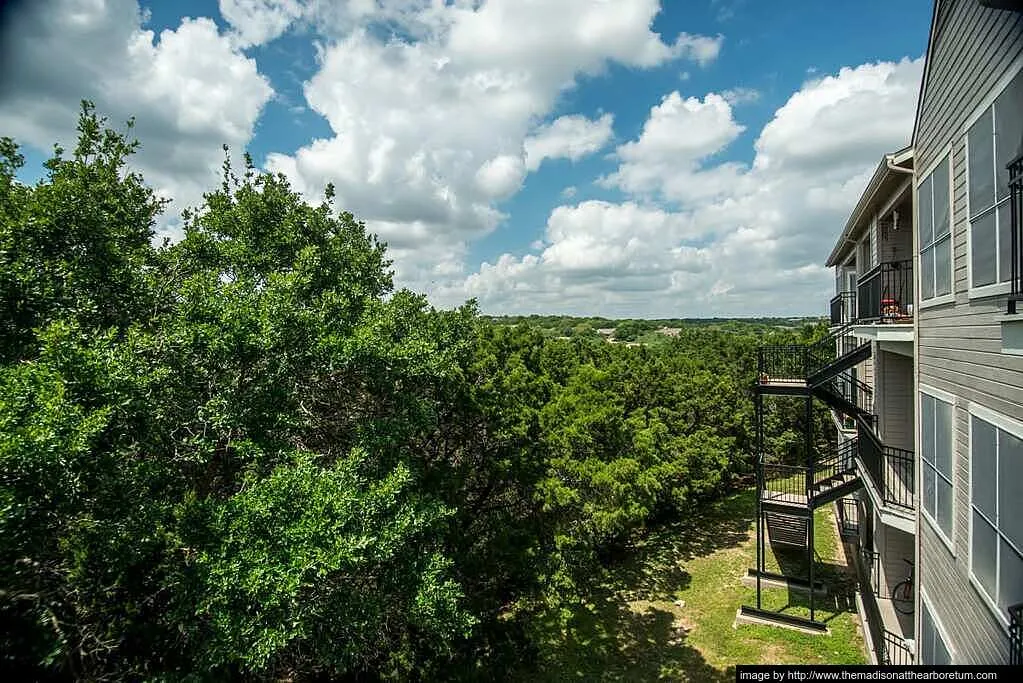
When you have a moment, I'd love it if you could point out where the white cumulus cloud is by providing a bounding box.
[0,0,274,239]
[524,113,615,172]
[261,0,722,294]
[447,58,924,317]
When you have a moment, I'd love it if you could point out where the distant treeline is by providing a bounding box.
[487,315,825,342]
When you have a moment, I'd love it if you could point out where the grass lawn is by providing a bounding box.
[517,489,866,681]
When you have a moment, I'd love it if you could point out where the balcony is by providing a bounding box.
[857,259,913,323]
[857,421,914,512]
[1009,155,1022,314]
[830,291,856,326]
[858,544,915,665]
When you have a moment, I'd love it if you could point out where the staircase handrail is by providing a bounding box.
[813,437,858,488]
[819,373,874,414]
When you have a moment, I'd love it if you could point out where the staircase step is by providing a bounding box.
[808,344,871,385]
[810,474,864,508]
[813,473,856,491]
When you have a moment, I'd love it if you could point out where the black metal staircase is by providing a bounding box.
[816,374,874,423]
[745,319,884,630]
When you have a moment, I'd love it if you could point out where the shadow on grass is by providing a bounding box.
[516,490,757,681]
[524,593,734,682]
[772,544,850,584]
[764,523,859,625]
[606,490,755,600]
[770,580,858,625]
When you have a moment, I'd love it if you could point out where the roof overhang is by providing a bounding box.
[825,146,914,267]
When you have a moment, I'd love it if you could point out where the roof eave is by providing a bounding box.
[824,146,914,268]
[825,158,890,267]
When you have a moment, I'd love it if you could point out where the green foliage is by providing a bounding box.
[0,105,822,679]
[190,452,472,675]
[0,102,165,362]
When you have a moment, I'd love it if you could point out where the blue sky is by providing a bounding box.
[1,0,933,317]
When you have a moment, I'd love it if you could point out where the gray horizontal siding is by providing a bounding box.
[914,0,1022,665]
[915,1,1022,174]
[919,522,1009,663]
[878,349,914,451]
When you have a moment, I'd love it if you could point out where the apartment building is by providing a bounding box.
[746,0,1022,666]
[744,152,919,654]
[910,0,1022,665]
[825,147,918,665]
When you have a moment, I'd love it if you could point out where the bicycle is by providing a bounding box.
[891,558,914,614]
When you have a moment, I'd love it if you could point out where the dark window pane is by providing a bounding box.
[924,464,936,519]
[935,236,952,296]
[919,177,933,247]
[922,247,935,300]
[934,157,950,239]
[999,427,1023,551]
[936,398,953,477]
[937,477,954,537]
[972,416,997,520]
[999,539,1023,612]
[934,634,952,665]
[972,211,997,287]
[921,603,936,663]
[972,510,998,600]
[969,109,995,215]
[922,396,935,465]
[995,70,1023,201]
[998,201,1011,284]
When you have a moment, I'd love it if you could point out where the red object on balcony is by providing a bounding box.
[881,298,900,320]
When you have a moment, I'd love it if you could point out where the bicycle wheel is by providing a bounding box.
[891,580,914,614]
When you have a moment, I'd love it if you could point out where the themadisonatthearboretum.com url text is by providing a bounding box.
[736,666,1007,681]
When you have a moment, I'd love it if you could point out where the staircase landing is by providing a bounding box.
[763,489,808,506]
[756,378,809,396]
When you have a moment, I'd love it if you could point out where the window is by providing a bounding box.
[921,598,952,665]
[918,156,951,301]
[970,408,1023,623]
[859,236,874,275]
[921,391,954,540]
[967,68,1023,291]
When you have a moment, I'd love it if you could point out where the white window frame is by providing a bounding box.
[920,385,956,551]
[963,57,1023,300]
[967,402,1023,630]
[919,589,955,665]
[917,150,954,309]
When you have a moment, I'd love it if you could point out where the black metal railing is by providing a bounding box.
[858,259,914,322]
[828,372,874,416]
[1010,602,1022,666]
[813,438,858,488]
[882,629,914,665]
[808,329,869,378]
[830,291,856,326]
[757,345,809,382]
[1009,155,1022,315]
[857,421,915,511]
[861,545,881,597]
[837,497,859,539]
[757,322,868,385]
[763,462,808,501]
[884,446,915,510]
